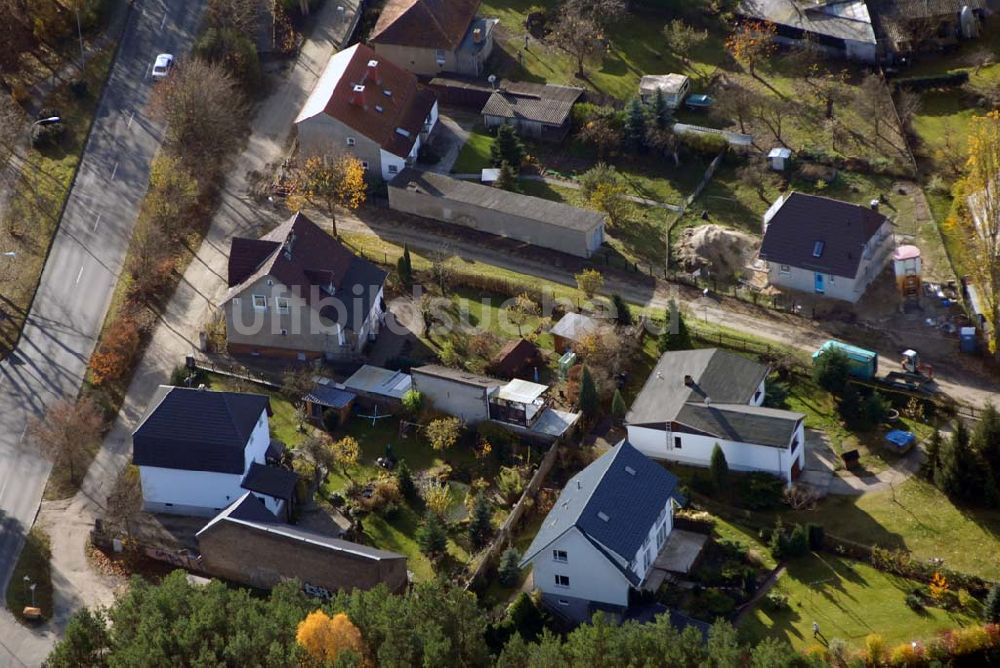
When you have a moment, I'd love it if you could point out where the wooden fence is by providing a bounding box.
[464,440,562,590]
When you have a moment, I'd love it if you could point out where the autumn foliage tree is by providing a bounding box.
[426,417,463,451]
[961,111,1000,359]
[287,153,367,237]
[28,395,105,486]
[725,20,777,77]
[89,316,142,386]
[296,610,366,666]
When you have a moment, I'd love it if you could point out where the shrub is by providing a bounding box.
[497,548,521,587]
[497,467,525,504]
[765,592,789,611]
[813,348,851,395]
[89,316,142,386]
[864,633,887,666]
[396,459,416,502]
[905,592,924,611]
[402,389,423,416]
[985,584,1000,623]
[735,472,785,510]
[321,409,339,433]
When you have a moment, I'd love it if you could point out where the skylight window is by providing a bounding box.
[597,511,610,522]
[375,105,384,113]
[624,466,636,476]
[383,89,392,97]
[395,127,411,138]
[812,241,825,258]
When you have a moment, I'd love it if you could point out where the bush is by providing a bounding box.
[497,467,525,504]
[762,380,790,409]
[812,348,851,395]
[402,389,423,415]
[89,315,143,386]
[321,409,339,433]
[30,120,66,148]
[498,548,521,587]
[766,592,789,611]
[905,591,924,611]
[734,472,785,510]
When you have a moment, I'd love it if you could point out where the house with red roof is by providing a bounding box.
[295,43,438,181]
[222,212,387,360]
[369,0,497,77]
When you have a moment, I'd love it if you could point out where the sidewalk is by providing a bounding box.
[27,0,360,658]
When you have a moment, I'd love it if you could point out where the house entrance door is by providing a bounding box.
[814,273,825,294]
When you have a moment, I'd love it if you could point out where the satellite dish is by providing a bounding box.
[488,74,497,89]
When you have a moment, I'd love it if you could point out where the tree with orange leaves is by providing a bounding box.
[287,153,367,237]
[725,20,778,77]
[296,610,366,665]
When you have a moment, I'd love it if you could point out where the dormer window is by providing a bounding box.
[346,137,356,146]
[597,511,609,522]
[252,295,267,310]
[375,104,384,113]
[812,241,825,258]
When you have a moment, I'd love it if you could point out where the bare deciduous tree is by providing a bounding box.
[28,395,105,485]
[548,10,603,77]
[106,464,143,541]
[150,58,247,167]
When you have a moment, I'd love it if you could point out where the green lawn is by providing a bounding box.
[773,478,1000,581]
[741,552,977,650]
[0,46,116,358]
[5,528,53,623]
[452,127,494,174]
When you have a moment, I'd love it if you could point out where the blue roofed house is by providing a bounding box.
[520,441,684,619]
[132,386,299,520]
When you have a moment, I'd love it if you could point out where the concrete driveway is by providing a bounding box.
[425,108,480,175]
[0,0,207,664]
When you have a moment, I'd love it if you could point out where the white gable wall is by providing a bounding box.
[530,527,632,607]
[627,423,805,484]
[140,409,272,516]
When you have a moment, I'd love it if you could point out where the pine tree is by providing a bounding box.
[396,459,416,501]
[985,583,1000,623]
[469,494,493,549]
[610,389,627,422]
[491,123,524,170]
[623,98,647,153]
[923,429,943,481]
[972,403,1000,480]
[611,293,632,326]
[496,160,519,192]
[417,511,448,558]
[651,87,668,128]
[578,365,599,418]
[498,547,521,587]
[658,300,693,352]
[710,444,729,494]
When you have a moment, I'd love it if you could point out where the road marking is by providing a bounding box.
[110,161,119,181]
[75,265,85,284]
[18,424,26,446]
[127,111,135,129]
[145,63,151,79]
[93,212,102,232]
[160,11,167,29]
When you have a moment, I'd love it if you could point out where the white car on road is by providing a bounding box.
[151,53,174,79]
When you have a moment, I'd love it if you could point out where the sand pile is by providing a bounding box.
[673,225,758,280]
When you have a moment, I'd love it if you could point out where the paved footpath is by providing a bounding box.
[0,4,360,667]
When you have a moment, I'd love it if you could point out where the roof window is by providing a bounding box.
[812,241,825,258]
[624,466,636,476]
[375,105,384,113]
[395,127,411,138]
[597,511,610,522]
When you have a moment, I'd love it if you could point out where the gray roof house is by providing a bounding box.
[481,82,584,142]
[626,349,806,483]
[197,493,408,596]
[520,441,684,620]
[342,365,412,406]
[132,386,298,519]
[758,192,895,303]
[387,169,605,258]
[737,0,878,62]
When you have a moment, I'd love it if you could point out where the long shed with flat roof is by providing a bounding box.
[388,168,605,258]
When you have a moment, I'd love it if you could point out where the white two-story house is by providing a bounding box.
[520,441,684,617]
[132,386,298,519]
[626,349,806,484]
[758,192,894,303]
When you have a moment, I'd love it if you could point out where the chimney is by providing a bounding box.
[704,396,711,407]
[683,374,693,386]
[869,198,880,211]
[366,59,382,86]
[350,84,367,108]
[472,27,483,43]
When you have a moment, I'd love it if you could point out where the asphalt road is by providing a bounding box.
[0,0,205,653]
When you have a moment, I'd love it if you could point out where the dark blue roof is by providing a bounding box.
[304,383,356,409]
[226,492,280,524]
[242,462,298,499]
[132,386,270,474]
[522,441,682,580]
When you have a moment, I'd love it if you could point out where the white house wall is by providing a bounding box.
[630,499,674,584]
[411,372,492,423]
[531,528,631,607]
[140,467,249,516]
[379,148,408,181]
[626,424,805,482]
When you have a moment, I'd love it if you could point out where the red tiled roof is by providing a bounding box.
[370,0,480,50]
[225,213,387,332]
[296,44,437,158]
